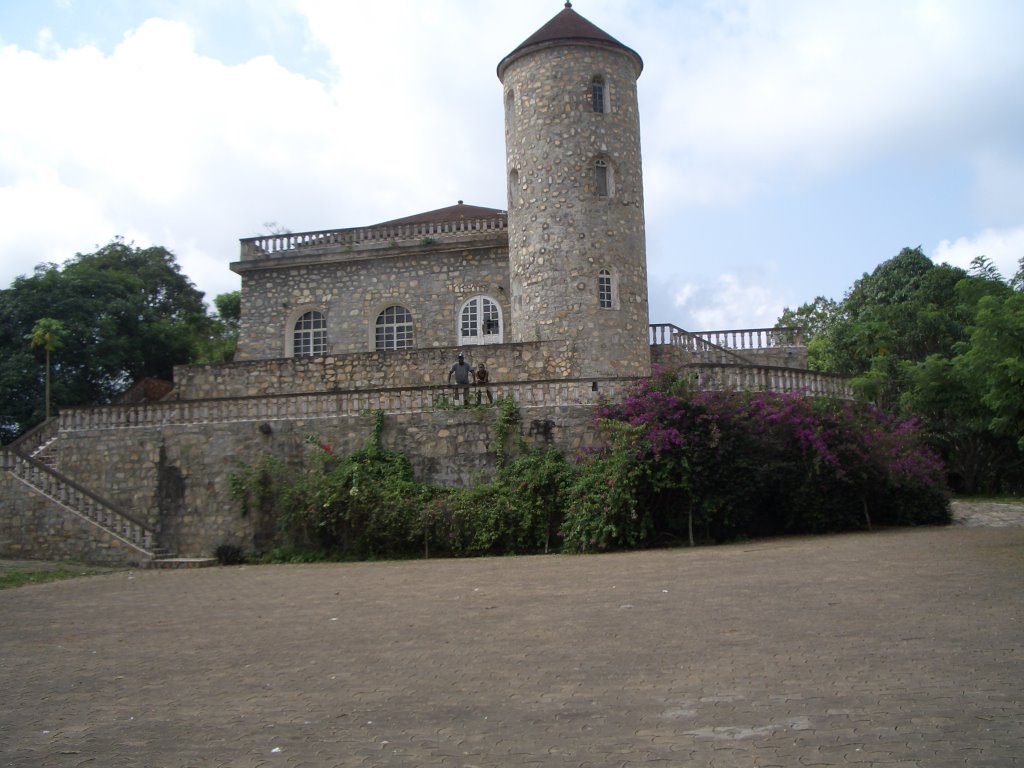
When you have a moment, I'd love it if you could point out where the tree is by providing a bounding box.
[196,290,241,364]
[783,245,1023,493]
[0,239,212,442]
[26,318,64,420]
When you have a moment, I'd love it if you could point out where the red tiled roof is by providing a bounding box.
[373,201,507,227]
[497,2,643,80]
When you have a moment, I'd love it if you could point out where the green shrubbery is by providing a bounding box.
[230,372,950,562]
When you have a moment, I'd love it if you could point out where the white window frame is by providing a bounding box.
[458,295,503,345]
[374,305,415,351]
[291,309,327,357]
[598,269,614,309]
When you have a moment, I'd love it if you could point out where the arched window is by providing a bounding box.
[598,270,614,309]
[375,305,414,351]
[293,311,327,357]
[508,168,520,207]
[459,296,503,345]
[591,75,606,113]
[595,158,611,197]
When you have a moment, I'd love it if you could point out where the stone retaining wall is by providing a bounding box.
[0,472,151,565]
[48,402,600,558]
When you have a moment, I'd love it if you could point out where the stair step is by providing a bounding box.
[144,557,219,570]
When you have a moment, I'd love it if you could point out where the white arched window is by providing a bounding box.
[293,310,327,357]
[459,296,503,345]
[599,269,614,309]
[375,305,414,351]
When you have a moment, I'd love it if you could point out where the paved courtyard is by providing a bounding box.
[1,522,1022,767]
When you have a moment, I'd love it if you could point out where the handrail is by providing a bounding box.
[2,448,158,553]
[58,378,641,432]
[7,416,59,458]
[650,324,803,350]
[55,370,854,435]
[680,363,853,399]
[240,216,509,260]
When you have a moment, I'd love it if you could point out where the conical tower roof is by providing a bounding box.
[497,2,642,80]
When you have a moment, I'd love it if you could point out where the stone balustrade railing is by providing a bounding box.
[650,324,803,350]
[58,379,638,432]
[2,448,158,554]
[55,369,853,435]
[8,415,59,458]
[240,216,509,260]
[682,364,853,399]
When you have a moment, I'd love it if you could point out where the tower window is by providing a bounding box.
[375,305,414,351]
[591,76,606,113]
[595,159,610,197]
[293,311,327,357]
[599,270,613,309]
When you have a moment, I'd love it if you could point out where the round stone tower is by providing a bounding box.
[497,2,651,379]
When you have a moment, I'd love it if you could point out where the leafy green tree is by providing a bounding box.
[785,245,1023,493]
[196,290,241,363]
[0,239,211,442]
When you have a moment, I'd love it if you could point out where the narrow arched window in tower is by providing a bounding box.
[293,311,327,357]
[595,158,611,197]
[598,270,614,309]
[375,305,414,351]
[591,75,606,113]
[508,168,520,208]
[459,296,503,345]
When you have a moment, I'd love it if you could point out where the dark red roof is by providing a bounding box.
[497,2,642,80]
[373,201,506,227]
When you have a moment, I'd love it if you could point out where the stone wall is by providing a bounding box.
[651,345,808,370]
[232,238,510,361]
[0,471,151,565]
[175,340,584,399]
[49,402,602,558]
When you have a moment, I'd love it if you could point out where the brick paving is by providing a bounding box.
[1,524,1021,767]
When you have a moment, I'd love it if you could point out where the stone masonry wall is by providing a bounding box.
[0,471,151,565]
[50,402,601,558]
[175,340,582,399]
[233,240,510,361]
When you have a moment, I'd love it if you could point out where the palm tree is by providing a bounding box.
[27,318,64,420]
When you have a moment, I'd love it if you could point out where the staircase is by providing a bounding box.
[2,421,214,568]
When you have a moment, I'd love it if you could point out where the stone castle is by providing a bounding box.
[1,4,849,565]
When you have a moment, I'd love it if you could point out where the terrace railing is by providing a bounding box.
[650,324,803,350]
[240,216,508,260]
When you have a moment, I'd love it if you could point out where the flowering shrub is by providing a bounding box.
[561,369,949,551]
[231,384,950,561]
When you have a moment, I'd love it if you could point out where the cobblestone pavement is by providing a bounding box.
[1,524,1021,767]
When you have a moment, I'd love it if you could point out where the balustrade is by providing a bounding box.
[649,324,803,350]
[239,216,509,260]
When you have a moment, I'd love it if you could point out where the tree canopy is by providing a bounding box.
[778,247,1024,493]
[0,239,215,442]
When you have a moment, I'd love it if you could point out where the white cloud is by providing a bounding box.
[933,227,1024,280]
[643,0,1024,205]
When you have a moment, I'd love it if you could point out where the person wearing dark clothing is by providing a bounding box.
[448,353,475,403]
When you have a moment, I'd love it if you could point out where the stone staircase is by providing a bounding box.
[3,421,215,568]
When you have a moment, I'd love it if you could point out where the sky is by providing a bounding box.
[1,0,1022,331]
